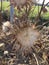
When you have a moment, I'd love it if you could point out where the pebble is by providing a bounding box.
[0,43,5,47]
[4,50,8,55]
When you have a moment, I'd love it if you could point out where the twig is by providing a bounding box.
[33,53,39,65]
[35,20,49,30]
[34,0,45,25]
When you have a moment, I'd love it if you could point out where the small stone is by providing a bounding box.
[4,51,8,55]
[0,43,5,47]
[2,21,13,33]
